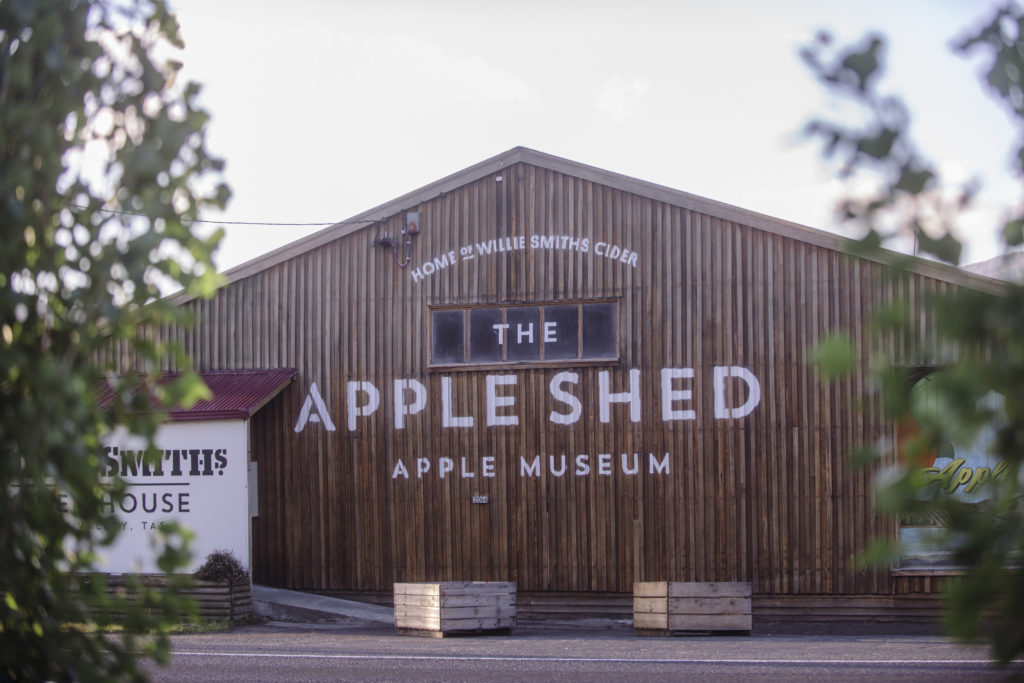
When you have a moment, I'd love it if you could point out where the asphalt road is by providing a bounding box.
[144,621,1021,682]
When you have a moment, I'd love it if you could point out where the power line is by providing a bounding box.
[67,203,376,227]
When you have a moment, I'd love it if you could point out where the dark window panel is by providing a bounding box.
[431,309,465,364]
[469,308,504,363]
[543,305,579,360]
[582,302,617,358]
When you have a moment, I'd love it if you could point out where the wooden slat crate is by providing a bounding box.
[394,581,516,637]
[634,581,751,635]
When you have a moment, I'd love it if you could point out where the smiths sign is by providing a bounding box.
[90,421,250,574]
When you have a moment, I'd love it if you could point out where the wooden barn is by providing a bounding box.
[112,147,1000,622]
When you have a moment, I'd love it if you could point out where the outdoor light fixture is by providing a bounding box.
[406,211,420,235]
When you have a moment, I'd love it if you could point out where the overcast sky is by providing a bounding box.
[166,0,1018,272]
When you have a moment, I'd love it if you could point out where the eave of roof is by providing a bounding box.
[169,146,1003,304]
[101,368,297,422]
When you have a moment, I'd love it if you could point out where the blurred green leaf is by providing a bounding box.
[849,444,881,472]
[805,1,1024,665]
[915,229,962,265]
[0,1,228,679]
[810,333,857,381]
[893,164,933,195]
[157,371,211,410]
[853,538,903,571]
[1002,218,1024,246]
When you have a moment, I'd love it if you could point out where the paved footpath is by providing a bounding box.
[145,621,1022,682]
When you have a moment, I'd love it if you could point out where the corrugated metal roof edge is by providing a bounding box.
[101,368,297,423]
[167,409,256,422]
[168,146,1003,306]
[165,368,296,422]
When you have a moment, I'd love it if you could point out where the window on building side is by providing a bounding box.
[430,301,617,366]
[896,367,1007,570]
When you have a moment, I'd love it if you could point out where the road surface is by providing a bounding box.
[145,621,1019,682]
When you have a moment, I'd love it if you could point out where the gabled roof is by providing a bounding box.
[965,250,1024,282]
[101,369,296,422]
[171,146,1001,304]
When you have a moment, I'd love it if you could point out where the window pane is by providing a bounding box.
[505,307,541,361]
[582,302,617,358]
[469,308,504,363]
[543,305,579,360]
[431,310,465,364]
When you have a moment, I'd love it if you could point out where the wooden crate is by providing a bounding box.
[394,582,516,637]
[634,582,751,635]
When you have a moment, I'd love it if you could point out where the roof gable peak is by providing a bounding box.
[169,146,1000,303]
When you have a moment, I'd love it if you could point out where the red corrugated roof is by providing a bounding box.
[101,369,296,422]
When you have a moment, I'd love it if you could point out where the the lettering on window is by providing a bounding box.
[430,302,617,366]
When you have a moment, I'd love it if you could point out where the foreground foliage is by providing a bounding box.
[805,2,1024,665]
[0,0,227,679]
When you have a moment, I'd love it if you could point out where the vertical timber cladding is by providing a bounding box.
[170,151,969,601]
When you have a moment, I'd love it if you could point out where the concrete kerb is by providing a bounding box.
[252,585,394,626]
[251,585,945,637]
[251,585,638,634]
